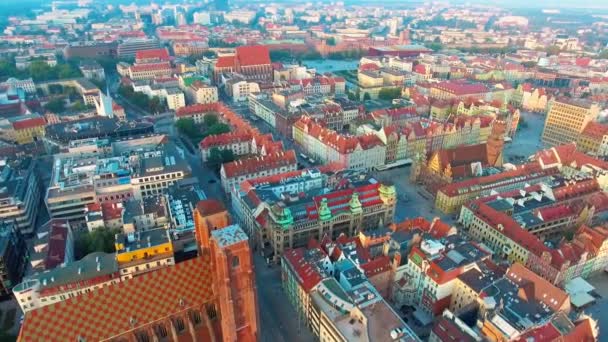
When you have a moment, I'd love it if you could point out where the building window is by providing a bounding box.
[232,256,240,268]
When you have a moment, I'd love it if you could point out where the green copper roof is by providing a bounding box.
[319,198,332,221]
[349,192,362,214]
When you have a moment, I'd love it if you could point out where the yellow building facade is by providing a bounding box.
[542,99,600,147]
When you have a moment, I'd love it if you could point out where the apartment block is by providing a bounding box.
[220,150,298,194]
[0,157,40,234]
[541,98,600,147]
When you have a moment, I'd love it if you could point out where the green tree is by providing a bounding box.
[544,45,562,56]
[598,49,608,59]
[270,50,291,61]
[176,118,200,138]
[220,149,235,163]
[326,37,337,46]
[426,42,443,52]
[74,228,120,258]
[208,147,224,168]
[203,113,219,127]
[70,101,87,112]
[204,123,231,137]
[363,92,371,101]
[44,98,66,113]
[48,84,64,94]
[378,87,402,101]
[207,148,235,169]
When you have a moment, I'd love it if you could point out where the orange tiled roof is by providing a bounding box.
[135,48,170,61]
[222,150,296,179]
[12,117,46,130]
[19,256,214,341]
[581,121,608,139]
[505,263,569,312]
[196,199,226,216]
[130,61,172,72]
[236,45,271,66]
[215,56,236,68]
[175,102,219,117]
[200,131,252,149]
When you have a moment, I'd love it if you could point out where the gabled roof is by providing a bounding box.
[236,45,270,66]
[175,103,219,117]
[199,131,252,149]
[12,116,46,130]
[215,56,236,68]
[222,150,296,178]
[283,247,325,292]
[19,256,214,341]
[505,263,569,312]
[130,61,172,73]
[135,48,170,62]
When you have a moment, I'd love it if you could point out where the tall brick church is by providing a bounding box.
[18,200,260,342]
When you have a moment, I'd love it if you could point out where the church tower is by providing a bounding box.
[209,225,260,342]
[486,120,506,167]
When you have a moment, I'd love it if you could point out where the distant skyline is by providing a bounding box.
[1,0,608,12]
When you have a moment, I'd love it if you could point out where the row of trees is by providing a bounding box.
[118,85,165,114]
[413,16,477,30]
[0,58,81,82]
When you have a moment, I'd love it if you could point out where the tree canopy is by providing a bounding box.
[75,228,120,259]
[0,58,81,82]
[378,87,402,101]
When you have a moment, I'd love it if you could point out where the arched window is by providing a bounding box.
[232,256,240,268]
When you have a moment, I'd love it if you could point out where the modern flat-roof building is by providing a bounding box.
[0,157,40,235]
[115,228,174,280]
[0,224,27,299]
[44,117,154,151]
[117,38,161,59]
[542,98,600,147]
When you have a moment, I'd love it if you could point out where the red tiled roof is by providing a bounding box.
[200,131,253,149]
[581,121,608,139]
[359,63,380,71]
[135,48,170,62]
[215,56,236,69]
[196,199,226,216]
[222,150,296,179]
[283,248,325,292]
[43,219,70,270]
[439,163,552,197]
[19,256,214,341]
[175,102,219,117]
[476,202,549,256]
[236,45,271,66]
[505,263,569,312]
[360,256,391,277]
[101,202,123,221]
[433,81,489,96]
[130,61,172,73]
[12,116,46,130]
[536,205,573,221]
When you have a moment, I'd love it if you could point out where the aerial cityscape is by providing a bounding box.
[0,0,608,341]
